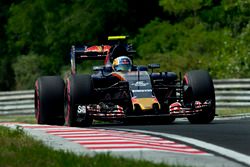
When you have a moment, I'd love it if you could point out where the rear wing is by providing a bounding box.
[70,45,109,74]
[70,36,136,75]
[72,45,108,61]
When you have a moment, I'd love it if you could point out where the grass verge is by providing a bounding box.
[0,126,182,167]
[216,108,250,117]
[0,115,36,124]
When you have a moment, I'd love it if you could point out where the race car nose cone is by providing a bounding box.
[132,98,160,111]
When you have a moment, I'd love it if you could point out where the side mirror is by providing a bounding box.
[148,64,160,69]
[103,65,113,73]
[137,65,148,71]
[148,64,160,73]
[93,66,104,72]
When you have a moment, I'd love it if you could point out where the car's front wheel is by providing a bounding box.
[183,70,215,124]
[65,74,94,127]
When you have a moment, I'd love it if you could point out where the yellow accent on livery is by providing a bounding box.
[132,98,160,110]
[108,36,127,40]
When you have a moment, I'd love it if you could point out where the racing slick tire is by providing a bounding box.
[35,76,65,125]
[183,70,215,124]
[65,74,94,127]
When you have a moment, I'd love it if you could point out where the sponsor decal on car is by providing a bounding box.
[77,105,86,114]
[132,89,152,93]
[131,81,149,87]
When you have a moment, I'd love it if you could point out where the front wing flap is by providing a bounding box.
[169,100,213,117]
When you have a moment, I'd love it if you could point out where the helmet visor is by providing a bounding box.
[114,64,132,72]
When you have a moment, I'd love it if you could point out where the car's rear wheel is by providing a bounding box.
[183,70,215,124]
[65,74,94,127]
[35,76,65,125]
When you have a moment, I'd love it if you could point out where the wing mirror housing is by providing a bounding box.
[148,64,160,73]
[148,64,160,69]
[93,66,104,72]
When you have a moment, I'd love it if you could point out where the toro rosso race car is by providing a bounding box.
[35,36,216,127]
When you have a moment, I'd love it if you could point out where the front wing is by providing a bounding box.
[76,99,213,120]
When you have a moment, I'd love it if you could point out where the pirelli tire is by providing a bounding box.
[35,76,65,125]
[183,70,216,124]
[65,74,94,127]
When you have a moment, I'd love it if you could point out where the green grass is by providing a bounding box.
[216,108,250,117]
[0,126,183,167]
[0,115,36,124]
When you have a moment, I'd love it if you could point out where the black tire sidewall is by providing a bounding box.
[184,70,215,124]
[35,76,65,125]
[66,74,93,127]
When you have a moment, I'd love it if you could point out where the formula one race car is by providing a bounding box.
[35,36,216,127]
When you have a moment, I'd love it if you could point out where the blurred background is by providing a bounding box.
[0,0,250,91]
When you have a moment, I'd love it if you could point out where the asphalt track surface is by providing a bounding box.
[101,117,250,156]
[93,116,250,166]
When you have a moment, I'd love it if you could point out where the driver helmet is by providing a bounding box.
[112,56,132,72]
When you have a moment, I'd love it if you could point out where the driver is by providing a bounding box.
[112,56,132,72]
